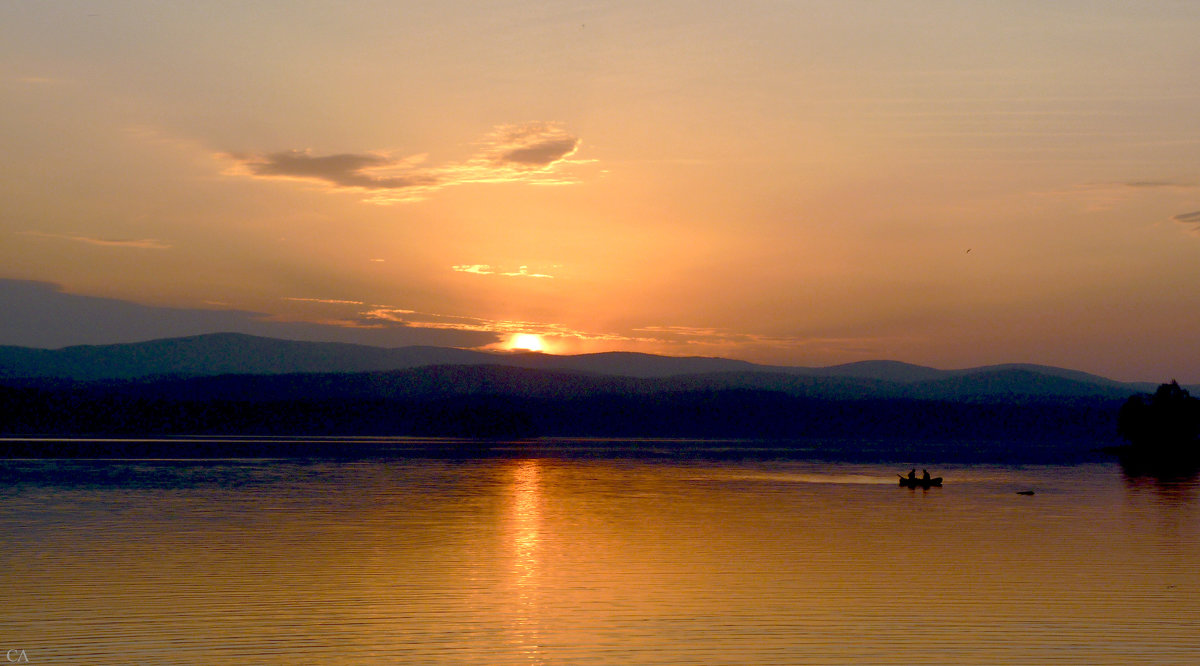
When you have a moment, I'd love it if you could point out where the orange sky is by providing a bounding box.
[2,2,1199,381]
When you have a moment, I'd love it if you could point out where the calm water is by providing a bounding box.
[2,443,1199,664]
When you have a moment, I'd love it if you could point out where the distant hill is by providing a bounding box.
[0,332,1173,400]
[0,332,768,381]
[901,368,1140,401]
[0,333,492,380]
[794,360,951,384]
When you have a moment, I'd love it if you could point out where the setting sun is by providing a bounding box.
[508,333,546,353]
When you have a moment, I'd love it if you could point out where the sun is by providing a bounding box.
[508,333,546,352]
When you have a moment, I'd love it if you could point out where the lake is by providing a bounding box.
[2,439,1198,664]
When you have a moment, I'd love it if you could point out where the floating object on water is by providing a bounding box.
[898,474,942,488]
[1016,490,1035,495]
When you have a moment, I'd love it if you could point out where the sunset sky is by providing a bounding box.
[3,1,1199,381]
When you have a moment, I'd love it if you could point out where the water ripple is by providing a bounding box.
[2,455,1197,663]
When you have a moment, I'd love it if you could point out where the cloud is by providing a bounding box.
[634,325,796,347]
[284,297,366,306]
[452,264,495,275]
[1035,180,1200,198]
[360,307,418,323]
[222,122,584,203]
[0,279,495,349]
[228,150,435,190]
[357,308,627,346]
[19,231,171,249]
[452,264,554,278]
[631,325,889,355]
[502,266,554,279]
[1031,180,1200,213]
[2,281,852,356]
[0,277,891,360]
[482,122,580,167]
[1171,211,1200,235]
[1122,181,1196,189]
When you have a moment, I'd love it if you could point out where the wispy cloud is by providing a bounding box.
[631,325,895,356]
[502,266,554,279]
[3,73,75,87]
[227,151,435,190]
[1032,180,1200,213]
[284,297,366,306]
[264,293,900,360]
[347,305,874,355]
[273,292,888,358]
[1036,180,1200,197]
[353,308,628,345]
[451,264,495,275]
[1171,211,1200,236]
[359,307,417,322]
[1120,180,1198,189]
[452,264,554,278]
[19,231,171,249]
[221,122,585,203]
[634,325,809,348]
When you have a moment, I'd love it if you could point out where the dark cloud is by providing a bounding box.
[0,279,497,349]
[500,137,579,165]
[233,150,431,190]
[1171,210,1200,235]
[486,123,580,167]
[222,123,583,202]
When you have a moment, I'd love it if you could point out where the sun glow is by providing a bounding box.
[508,333,546,352]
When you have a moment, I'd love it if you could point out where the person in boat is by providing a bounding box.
[907,469,916,481]
[921,469,931,482]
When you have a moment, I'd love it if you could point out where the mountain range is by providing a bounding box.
[1,333,1171,451]
[0,332,1172,397]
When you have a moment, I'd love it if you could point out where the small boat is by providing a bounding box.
[898,474,942,488]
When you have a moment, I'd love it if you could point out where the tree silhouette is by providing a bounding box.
[1117,381,1200,453]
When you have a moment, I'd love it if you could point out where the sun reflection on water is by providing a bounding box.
[507,459,543,660]
[512,459,542,581]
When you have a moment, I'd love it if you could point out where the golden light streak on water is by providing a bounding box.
[507,459,543,662]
